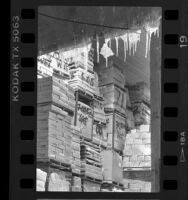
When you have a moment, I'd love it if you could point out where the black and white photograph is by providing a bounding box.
[37,6,161,192]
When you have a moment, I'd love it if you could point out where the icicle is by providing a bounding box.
[106,57,108,67]
[148,33,151,53]
[127,30,141,57]
[133,41,136,55]
[124,34,128,62]
[123,38,126,62]
[126,34,129,52]
[128,33,131,56]
[105,38,111,47]
[115,36,119,56]
[145,25,159,58]
[120,33,128,62]
[124,39,126,62]
[108,39,111,49]
[96,35,99,63]
[118,30,141,61]
[145,32,148,58]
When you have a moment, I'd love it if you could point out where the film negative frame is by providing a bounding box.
[10,0,188,200]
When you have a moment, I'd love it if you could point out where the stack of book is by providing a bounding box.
[82,180,101,192]
[96,64,125,89]
[37,76,75,165]
[96,58,127,115]
[36,168,47,191]
[128,82,150,104]
[92,122,108,147]
[47,170,71,191]
[64,47,94,72]
[80,140,103,181]
[101,149,123,184]
[71,126,81,175]
[123,125,151,170]
[105,111,127,152]
[37,104,73,165]
[74,101,93,140]
[92,95,108,146]
[100,84,127,114]
[93,72,100,96]
[68,68,95,96]
[71,176,82,191]
[93,95,106,123]
[125,108,135,130]
[128,82,150,126]
[132,102,150,126]
[67,47,96,96]
[96,57,128,153]
[38,76,75,113]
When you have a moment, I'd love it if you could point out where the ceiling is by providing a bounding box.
[38,6,161,85]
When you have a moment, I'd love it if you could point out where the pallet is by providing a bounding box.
[93,94,104,101]
[91,136,108,149]
[72,172,81,177]
[37,158,72,172]
[81,175,103,184]
[75,89,94,102]
[38,101,74,116]
[53,69,70,79]
[80,138,102,149]
[113,149,123,156]
[93,119,106,124]
[52,101,74,116]
[82,160,102,168]
[99,82,126,92]
[80,156,101,162]
[104,107,127,118]
[101,181,124,189]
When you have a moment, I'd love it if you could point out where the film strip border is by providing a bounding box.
[10,2,188,200]
[162,6,188,200]
[10,5,37,200]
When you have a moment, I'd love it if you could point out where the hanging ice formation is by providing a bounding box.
[108,38,112,49]
[145,25,160,58]
[119,30,141,62]
[105,38,111,48]
[114,36,119,56]
[96,35,100,63]
[100,38,114,67]
[120,33,128,62]
[128,30,141,56]
[99,30,141,65]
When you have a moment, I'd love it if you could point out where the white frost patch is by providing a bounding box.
[100,38,114,67]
